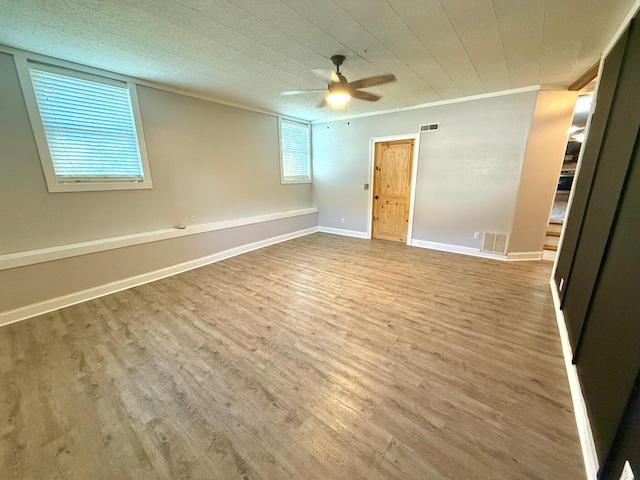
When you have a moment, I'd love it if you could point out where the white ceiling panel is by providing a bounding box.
[387,0,485,97]
[439,0,511,91]
[279,0,435,99]
[0,0,637,120]
[569,0,632,80]
[336,0,458,99]
[539,0,600,84]
[493,0,546,88]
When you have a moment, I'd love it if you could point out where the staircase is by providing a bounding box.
[543,221,563,261]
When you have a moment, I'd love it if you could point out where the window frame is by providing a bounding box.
[278,117,312,184]
[14,55,152,193]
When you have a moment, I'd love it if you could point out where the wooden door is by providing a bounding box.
[372,139,414,242]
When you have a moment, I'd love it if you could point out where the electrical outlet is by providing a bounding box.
[364,183,369,190]
[341,217,345,224]
[620,461,635,480]
[474,232,480,240]
[190,214,196,223]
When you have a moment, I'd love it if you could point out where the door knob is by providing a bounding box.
[374,195,379,199]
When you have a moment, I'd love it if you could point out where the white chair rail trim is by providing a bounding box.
[0,207,318,271]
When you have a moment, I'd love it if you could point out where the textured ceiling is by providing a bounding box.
[0,0,636,121]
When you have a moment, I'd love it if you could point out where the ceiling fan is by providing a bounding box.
[281,55,396,107]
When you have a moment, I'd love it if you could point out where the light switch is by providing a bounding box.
[364,183,369,190]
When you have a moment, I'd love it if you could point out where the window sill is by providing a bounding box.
[281,178,312,185]
[46,180,153,193]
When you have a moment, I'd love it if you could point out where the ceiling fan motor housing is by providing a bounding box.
[328,73,348,87]
[327,81,349,96]
[331,54,346,69]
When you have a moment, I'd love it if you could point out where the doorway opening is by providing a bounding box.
[543,88,595,260]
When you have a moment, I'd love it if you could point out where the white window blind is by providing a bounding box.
[280,119,311,183]
[28,64,145,183]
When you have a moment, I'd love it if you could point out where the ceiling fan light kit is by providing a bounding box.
[325,92,351,106]
[281,54,396,108]
[325,87,351,105]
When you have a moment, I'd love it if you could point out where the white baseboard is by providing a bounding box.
[506,251,543,261]
[549,280,599,480]
[0,227,318,328]
[411,239,507,261]
[0,207,318,271]
[317,226,368,239]
[543,249,558,262]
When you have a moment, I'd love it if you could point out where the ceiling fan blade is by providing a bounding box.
[281,89,326,96]
[352,90,381,102]
[348,73,396,90]
[312,68,340,83]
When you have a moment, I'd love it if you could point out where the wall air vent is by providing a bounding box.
[482,232,509,254]
[420,123,439,132]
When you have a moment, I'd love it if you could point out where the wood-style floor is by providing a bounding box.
[0,233,584,479]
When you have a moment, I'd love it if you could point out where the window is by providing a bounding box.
[15,58,151,192]
[279,118,311,184]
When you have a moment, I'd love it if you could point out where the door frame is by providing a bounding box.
[367,133,421,244]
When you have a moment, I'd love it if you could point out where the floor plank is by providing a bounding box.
[0,233,584,479]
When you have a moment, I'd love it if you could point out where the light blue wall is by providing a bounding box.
[312,91,539,248]
[0,52,312,255]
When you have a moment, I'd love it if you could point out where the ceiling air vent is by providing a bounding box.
[482,232,509,254]
[420,123,439,132]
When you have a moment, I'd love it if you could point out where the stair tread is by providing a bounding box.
[549,220,564,225]
[546,231,561,237]
[544,244,558,251]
